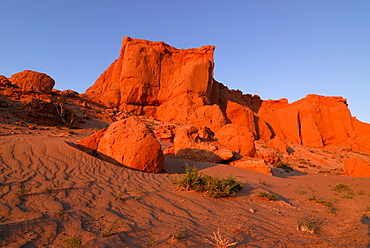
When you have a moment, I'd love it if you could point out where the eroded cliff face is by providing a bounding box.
[85,37,370,156]
[85,37,214,106]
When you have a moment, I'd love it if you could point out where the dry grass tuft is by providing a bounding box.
[203,229,238,248]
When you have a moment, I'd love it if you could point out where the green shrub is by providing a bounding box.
[171,166,244,198]
[256,191,278,201]
[333,184,350,192]
[307,195,332,207]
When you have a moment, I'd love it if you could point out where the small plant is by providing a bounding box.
[333,183,350,192]
[55,210,64,215]
[272,161,293,172]
[64,235,82,248]
[257,179,270,186]
[171,227,187,243]
[341,191,355,199]
[44,187,52,193]
[16,183,32,196]
[101,219,122,238]
[326,206,336,215]
[294,189,307,195]
[318,170,331,174]
[357,190,365,195]
[297,216,321,234]
[203,229,238,248]
[172,165,244,198]
[307,195,332,207]
[53,180,64,190]
[149,230,156,247]
[114,188,127,201]
[256,191,278,201]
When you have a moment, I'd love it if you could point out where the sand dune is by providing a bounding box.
[0,133,369,247]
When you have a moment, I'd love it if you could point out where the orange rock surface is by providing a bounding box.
[78,117,164,173]
[9,70,55,93]
[85,37,370,159]
[344,157,370,177]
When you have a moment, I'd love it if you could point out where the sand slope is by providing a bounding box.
[0,134,369,247]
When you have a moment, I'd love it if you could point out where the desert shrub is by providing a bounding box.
[256,191,278,201]
[333,183,350,192]
[172,165,243,198]
[53,93,77,128]
[257,179,271,186]
[296,215,321,234]
[307,195,332,207]
[341,191,355,199]
[101,219,122,238]
[16,183,32,196]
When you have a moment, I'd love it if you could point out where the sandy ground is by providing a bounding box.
[0,127,370,247]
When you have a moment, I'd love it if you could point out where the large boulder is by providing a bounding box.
[78,117,164,173]
[344,157,370,177]
[9,70,55,93]
[173,125,234,163]
[215,124,256,157]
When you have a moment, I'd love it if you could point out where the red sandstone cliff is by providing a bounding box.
[84,37,370,156]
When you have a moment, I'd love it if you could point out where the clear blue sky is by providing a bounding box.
[1,1,369,123]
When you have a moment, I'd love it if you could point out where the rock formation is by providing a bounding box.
[173,125,234,163]
[344,157,370,177]
[78,117,164,173]
[9,70,55,93]
[84,37,370,169]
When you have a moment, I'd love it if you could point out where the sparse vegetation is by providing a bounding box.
[53,180,64,190]
[55,210,64,215]
[307,195,332,207]
[203,229,238,248]
[172,165,244,198]
[44,187,52,193]
[149,230,156,247]
[114,187,127,201]
[257,179,270,186]
[294,188,307,195]
[326,206,336,215]
[53,93,77,128]
[170,227,187,243]
[296,215,321,234]
[101,219,122,238]
[256,191,278,201]
[16,183,32,196]
[64,235,82,248]
[333,183,350,192]
[358,190,365,195]
[341,191,355,199]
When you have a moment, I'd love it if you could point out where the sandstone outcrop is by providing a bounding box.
[230,158,273,175]
[84,37,370,157]
[173,125,234,163]
[9,70,55,93]
[0,76,11,86]
[344,157,370,177]
[215,124,256,157]
[78,117,164,173]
